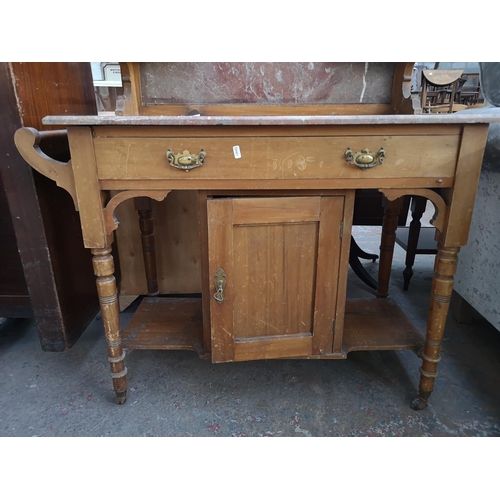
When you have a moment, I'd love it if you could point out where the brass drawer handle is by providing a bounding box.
[345,147,385,170]
[213,268,226,304]
[166,149,206,171]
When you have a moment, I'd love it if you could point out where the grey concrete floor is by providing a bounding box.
[1,225,500,437]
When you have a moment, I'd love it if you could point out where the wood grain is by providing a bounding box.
[208,195,346,361]
[154,191,202,294]
[94,135,460,181]
[121,297,204,353]
[14,128,77,208]
[442,124,489,247]
[198,191,212,352]
[2,62,99,350]
[391,62,415,114]
[412,245,460,410]
[232,196,321,224]
[68,126,108,248]
[333,190,355,352]
[207,199,235,362]
[233,223,318,339]
[343,299,423,352]
[93,124,463,138]
[92,247,127,403]
[114,192,203,297]
[10,62,96,131]
[0,168,30,312]
[100,177,454,191]
[312,196,344,354]
[234,334,312,361]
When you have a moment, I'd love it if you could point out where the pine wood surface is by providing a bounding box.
[442,124,489,247]
[121,297,204,354]
[100,177,454,191]
[93,124,463,138]
[117,296,424,359]
[312,196,345,354]
[342,299,423,352]
[207,199,235,362]
[68,127,108,249]
[115,191,202,297]
[207,195,345,362]
[93,134,460,181]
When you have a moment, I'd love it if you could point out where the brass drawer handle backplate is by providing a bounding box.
[345,147,385,170]
[166,149,206,171]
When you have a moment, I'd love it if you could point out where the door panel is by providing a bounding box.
[233,223,318,339]
[208,196,344,362]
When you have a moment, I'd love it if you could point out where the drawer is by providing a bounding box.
[93,135,460,181]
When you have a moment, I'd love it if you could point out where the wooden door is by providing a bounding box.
[207,196,345,362]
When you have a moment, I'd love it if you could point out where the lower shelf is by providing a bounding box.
[120,296,424,359]
[122,297,205,355]
[342,298,423,353]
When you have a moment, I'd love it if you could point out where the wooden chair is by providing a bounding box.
[421,69,467,113]
[457,73,482,107]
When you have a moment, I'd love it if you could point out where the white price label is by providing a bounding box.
[233,145,242,159]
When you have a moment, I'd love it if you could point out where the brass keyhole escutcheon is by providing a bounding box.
[213,268,226,304]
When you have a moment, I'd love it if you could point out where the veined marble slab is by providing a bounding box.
[139,62,394,105]
[42,112,500,126]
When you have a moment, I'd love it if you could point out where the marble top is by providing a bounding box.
[41,112,500,126]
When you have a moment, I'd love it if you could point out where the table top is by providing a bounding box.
[41,112,500,127]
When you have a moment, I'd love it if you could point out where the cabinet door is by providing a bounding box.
[207,196,345,362]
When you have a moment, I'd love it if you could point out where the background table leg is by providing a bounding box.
[403,196,427,291]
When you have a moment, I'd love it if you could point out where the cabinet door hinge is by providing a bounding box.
[332,319,336,334]
[339,221,344,239]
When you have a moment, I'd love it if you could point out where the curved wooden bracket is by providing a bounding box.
[392,62,416,114]
[14,127,78,209]
[103,190,171,234]
[379,188,448,234]
[401,62,414,100]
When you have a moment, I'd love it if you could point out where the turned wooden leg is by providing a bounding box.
[377,197,403,298]
[135,197,159,296]
[411,245,460,410]
[403,196,427,291]
[92,247,127,404]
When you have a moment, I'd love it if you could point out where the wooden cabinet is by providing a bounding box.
[15,112,500,410]
[13,62,500,410]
